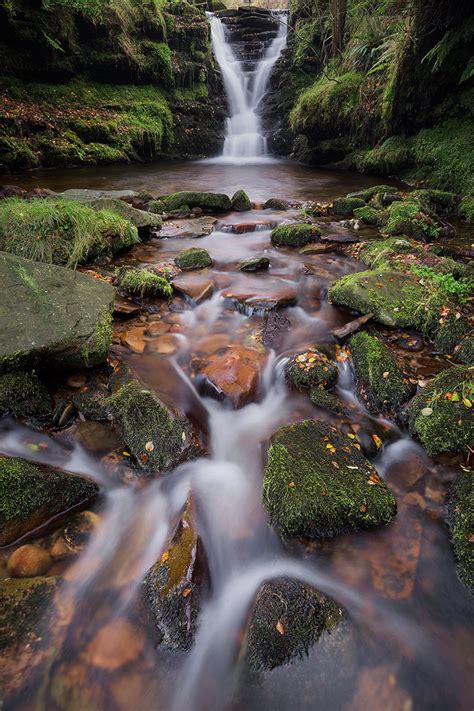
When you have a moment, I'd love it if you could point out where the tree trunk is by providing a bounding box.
[330,0,347,56]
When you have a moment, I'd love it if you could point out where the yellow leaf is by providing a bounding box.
[160,550,169,565]
[182,588,192,598]
[463,398,472,408]
[145,440,155,452]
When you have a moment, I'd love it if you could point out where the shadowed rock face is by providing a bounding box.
[218,8,280,68]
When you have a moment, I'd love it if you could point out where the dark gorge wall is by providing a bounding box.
[0,0,227,171]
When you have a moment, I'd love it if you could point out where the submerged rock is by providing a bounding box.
[238,256,270,272]
[348,332,415,415]
[447,471,473,594]
[0,457,98,546]
[145,504,206,651]
[161,191,231,213]
[0,371,52,419]
[0,575,57,653]
[271,223,321,248]
[0,252,114,373]
[309,388,347,416]
[107,379,196,472]
[263,420,397,539]
[408,366,473,456]
[246,578,344,672]
[285,349,338,390]
[231,189,252,211]
[195,345,265,408]
[175,247,213,271]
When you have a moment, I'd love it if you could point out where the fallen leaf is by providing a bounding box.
[275,620,285,635]
[160,550,169,565]
[145,441,154,452]
[421,407,433,417]
[182,588,192,598]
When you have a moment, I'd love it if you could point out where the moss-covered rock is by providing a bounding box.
[175,247,213,271]
[145,504,206,651]
[412,189,459,215]
[72,381,110,420]
[353,205,387,227]
[263,198,289,210]
[383,201,442,242]
[285,349,338,390]
[162,192,231,213]
[271,223,321,248]
[246,578,344,672]
[408,366,473,456]
[71,196,162,231]
[309,388,346,416]
[0,457,99,545]
[347,185,397,202]
[349,332,415,415]
[0,198,139,267]
[238,256,270,272]
[107,379,195,472]
[263,420,397,539]
[0,251,114,373]
[331,197,366,216]
[447,472,473,594]
[115,266,172,298]
[0,371,52,419]
[0,576,57,651]
[231,190,251,211]
[454,336,474,366]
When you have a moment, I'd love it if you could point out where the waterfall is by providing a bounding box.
[207,11,287,164]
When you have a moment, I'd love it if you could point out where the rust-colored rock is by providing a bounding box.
[86,618,145,671]
[196,345,265,407]
[222,277,297,315]
[173,275,214,304]
[7,544,52,578]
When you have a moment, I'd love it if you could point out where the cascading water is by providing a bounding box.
[207,11,287,163]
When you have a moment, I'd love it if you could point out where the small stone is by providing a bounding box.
[7,544,52,578]
[238,256,270,272]
[67,374,87,389]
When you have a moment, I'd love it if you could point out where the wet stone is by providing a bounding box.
[195,344,265,408]
[173,275,214,304]
[222,278,297,315]
[7,544,52,578]
[285,349,338,390]
[261,312,291,350]
[238,256,270,272]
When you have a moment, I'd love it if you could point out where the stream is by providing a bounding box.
[1,8,473,711]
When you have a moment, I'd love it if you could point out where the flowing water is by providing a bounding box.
[206,11,287,163]
[1,12,473,708]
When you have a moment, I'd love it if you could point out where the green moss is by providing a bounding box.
[174,247,212,271]
[459,196,474,223]
[447,472,473,594]
[412,190,460,215]
[147,199,166,214]
[238,256,270,272]
[383,201,442,242]
[291,72,365,139]
[231,190,251,212]
[0,135,39,169]
[353,206,386,226]
[115,266,172,298]
[347,185,397,202]
[348,332,415,415]
[271,223,321,248]
[309,388,346,416]
[0,371,51,419]
[285,349,337,390]
[73,382,110,420]
[0,577,57,652]
[107,380,193,472]
[246,579,344,672]
[408,366,473,456]
[81,310,112,365]
[162,191,231,212]
[353,136,414,176]
[0,457,98,545]
[331,197,366,217]
[263,198,289,211]
[263,420,397,539]
[454,336,474,366]
[0,198,138,268]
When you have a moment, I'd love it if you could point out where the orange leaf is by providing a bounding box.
[276,620,285,635]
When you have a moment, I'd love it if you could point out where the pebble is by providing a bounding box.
[7,544,52,577]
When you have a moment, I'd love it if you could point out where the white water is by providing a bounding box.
[207,12,287,164]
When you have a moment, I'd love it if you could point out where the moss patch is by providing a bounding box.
[231,190,251,212]
[309,388,346,416]
[408,366,473,456]
[0,371,51,419]
[331,197,366,217]
[353,206,386,227]
[383,201,442,242]
[162,192,231,213]
[263,419,397,539]
[115,266,172,298]
[271,223,321,248]
[286,349,338,390]
[246,579,344,672]
[0,457,98,545]
[447,472,473,594]
[0,198,138,268]
[348,332,415,415]
[0,576,57,652]
[175,247,212,271]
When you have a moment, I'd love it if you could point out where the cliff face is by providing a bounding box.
[271,0,474,194]
[0,0,227,171]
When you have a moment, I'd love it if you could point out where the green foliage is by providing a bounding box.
[410,266,473,304]
[115,266,172,298]
[459,196,474,223]
[0,136,39,169]
[0,198,138,268]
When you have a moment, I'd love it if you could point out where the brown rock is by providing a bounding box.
[51,510,101,560]
[299,243,339,255]
[333,313,374,341]
[75,421,122,453]
[86,618,145,671]
[173,275,214,304]
[120,326,146,353]
[145,320,170,336]
[66,374,87,389]
[222,277,297,315]
[194,334,230,355]
[114,297,142,317]
[7,544,52,578]
[196,345,264,407]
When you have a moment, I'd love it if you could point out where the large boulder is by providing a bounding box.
[75,196,162,231]
[0,371,52,419]
[0,252,114,373]
[263,420,397,539]
[408,366,473,456]
[161,191,231,213]
[245,578,344,672]
[271,223,321,248]
[348,332,415,415]
[447,471,473,593]
[0,457,99,545]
